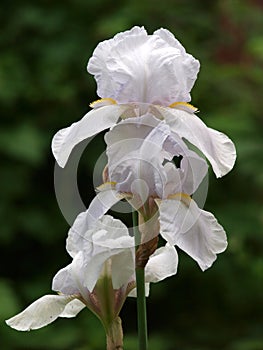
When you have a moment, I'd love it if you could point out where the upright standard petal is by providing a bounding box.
[87,26,200,105]
[66,191,123,257]
[158,106,236,177]
[157,198,228,270]
[65,213,134,292]
[52,104,127,168]
[5,295,75,331]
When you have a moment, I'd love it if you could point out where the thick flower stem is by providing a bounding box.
[133,210,148,350]
[106,317,123,350]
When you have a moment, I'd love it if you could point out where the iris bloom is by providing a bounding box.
[52,26,236,178]
[6,214,177,332]
[85,114,227,271]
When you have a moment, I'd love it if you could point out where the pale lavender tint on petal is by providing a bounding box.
[105,113,193,199]
[87,26,200,105]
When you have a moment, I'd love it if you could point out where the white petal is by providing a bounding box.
[159,107,236,177]
[87,27,199,105]
[52,252,86,296]
[179,149,208,195]
[52,264,79,295]
[111,249,135,289]
[145,244,178,283]
[66,190,122,257]
[80,219,134,291]
[154,28,200,102]
[87,27,148,101]
[158,198,228,270]
[59,299,86,318]
[5,295,75,331]
[52,104,126,168]
[105,114,180,198]
[66,213,134,292]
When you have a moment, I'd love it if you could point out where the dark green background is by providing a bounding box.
[1,0,263,349]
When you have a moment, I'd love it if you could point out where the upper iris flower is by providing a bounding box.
[81,114,227,271]
[6,214,177,332]
[52,26,236,177]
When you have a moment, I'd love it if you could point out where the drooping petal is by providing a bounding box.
[158,106,236,177]
[52,104,127,168]
[87,26,200,105]
[5,295,75,331]
[59,299,86,318]
[145,244,178,283]
[157,198,228,270]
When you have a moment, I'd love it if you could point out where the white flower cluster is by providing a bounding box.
[6,26,236,333]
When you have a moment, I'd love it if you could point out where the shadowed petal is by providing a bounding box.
[59,299,86,318]
[5,295,75,331]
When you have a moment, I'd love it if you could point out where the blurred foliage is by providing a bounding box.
[1,0,263,349]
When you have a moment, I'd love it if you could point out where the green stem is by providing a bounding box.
[133,210,148,350]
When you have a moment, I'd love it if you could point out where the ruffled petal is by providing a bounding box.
[66,212,134,292]
[52,104,127,168]
[66,189,122,257]
[157,198,228,270]
[154,28,200,102]
[145,244,178,283]
[5,295,75,331]
[87,26,200,105]
[80,219,133,291]
[87,27,148,101]
[158,106,236,177]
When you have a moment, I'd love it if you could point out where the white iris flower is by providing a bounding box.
[82,115,227,271]
[6,215,177,331]
[52,26,236,177]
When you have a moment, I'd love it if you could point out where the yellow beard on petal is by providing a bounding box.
[167,192,192,206]
[90,98,117,109]
[169,101,198,113]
